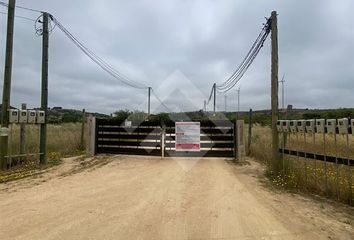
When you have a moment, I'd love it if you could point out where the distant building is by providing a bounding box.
[52,107,63,110]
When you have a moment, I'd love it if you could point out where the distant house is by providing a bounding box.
[52,107,63,110]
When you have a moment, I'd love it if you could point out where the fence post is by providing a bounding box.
[161,124,165,158]
[237,120,246,162]
[247,109,252,156]
[86,115,96,156]
[233,120,237,160]
[80,109,86,150]
[19,103,27,161]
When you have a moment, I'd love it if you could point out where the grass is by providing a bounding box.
[7,123,83,158]
[249,124,354,205]
[2,121,353,206]
[0,123,83,182]
[0,158,62,184]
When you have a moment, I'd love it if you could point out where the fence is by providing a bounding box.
[277,118,354,204]
[90,118,237,158]
[164,120,235,157]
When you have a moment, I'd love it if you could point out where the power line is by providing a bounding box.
[50,15,149,90]
[204,18,271,111]
[0,1,43,13]
[217,27,267,90]
[151,89,173,113]
[15,4,43,13]
[0,11,36,22]
[2,1,149,90]
[206,84,214,105]
[214,18,271,93]
[0,1,7,7]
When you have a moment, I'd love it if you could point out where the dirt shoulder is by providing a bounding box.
[0,155,353,240]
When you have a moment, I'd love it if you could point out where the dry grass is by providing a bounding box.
[0,123,83,182]
[250,124,354,205]
[7,123,83,157]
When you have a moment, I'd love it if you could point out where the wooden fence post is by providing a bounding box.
[247,109,252,156]
[237,120,246,162]
[80,109,86,150]
[161,124,165,158]
[234,120,237,160]
[19,103,27,161]
[86,115,96,156]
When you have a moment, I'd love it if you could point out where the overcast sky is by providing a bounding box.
[0,0,353,114]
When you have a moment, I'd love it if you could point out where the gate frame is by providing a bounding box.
[88,118,243,159]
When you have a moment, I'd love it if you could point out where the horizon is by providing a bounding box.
[0,0,353,114]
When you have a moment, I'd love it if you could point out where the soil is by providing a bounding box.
[0,155,353,239]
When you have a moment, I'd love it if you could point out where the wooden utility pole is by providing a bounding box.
[271,11,280,173]
[39,12,49,165]
[0,0,16,170]
[80,109,86,150]
[236,87,240,120]
[224,95,227,112]
[19,103,27,157]
[213,83,216,113]
[247,109,253,156]
[148,87,151,119]
[280,74,285,112]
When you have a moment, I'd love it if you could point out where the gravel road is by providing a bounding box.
[0,155,353,239]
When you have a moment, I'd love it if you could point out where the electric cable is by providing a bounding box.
[215,18,271,93]
[50,15,149,90]
[206,84,214,105]
[0,1,43,13]
[0,1,148,90]
[0,11,36,22]
[151,89,173,113]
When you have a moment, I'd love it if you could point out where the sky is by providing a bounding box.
[0,0,353,114]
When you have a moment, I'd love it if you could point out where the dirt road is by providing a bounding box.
[0,156,353,239]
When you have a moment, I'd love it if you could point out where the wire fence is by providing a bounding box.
[277,119,353,205]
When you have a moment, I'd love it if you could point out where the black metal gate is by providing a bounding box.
[95,118,235,158]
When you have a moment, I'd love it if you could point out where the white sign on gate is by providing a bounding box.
[175,122,200,152]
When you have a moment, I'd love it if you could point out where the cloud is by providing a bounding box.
[0,0,353,114]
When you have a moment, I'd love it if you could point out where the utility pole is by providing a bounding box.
[279,74,285,112]
[236,87,240,120]
[279,74,287,148]
[203,100,206,112]
[0,0,16,170]
[213,83,216,113]
[224,95,227,112]
[247,109,253,156]
[147,87,151,119]
[39,12,49,165]
[271,11,280,173]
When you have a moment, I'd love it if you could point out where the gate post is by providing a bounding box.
[86,115,96,156]
[236,120,246,162]
[233,120,237,160]
[161,124,165,158]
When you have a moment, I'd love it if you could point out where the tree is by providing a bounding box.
[128,110,147,121]
[113,109,131,121]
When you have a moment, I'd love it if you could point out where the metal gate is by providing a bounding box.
[163,120,235,157]
[94,118,236,158]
